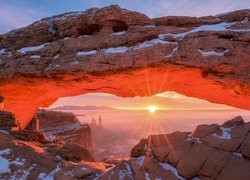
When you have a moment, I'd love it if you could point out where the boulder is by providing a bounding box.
[130,138,147,157]
[217,155,250,180]
[176,143,215,179]
[240,133,250,159]
[192,124,219,138]
[46,143,94,162]
[222,116,245,128]
[198,150,231,178]
[0,111,20,130]
[166,141,193,166]
[25,115,39,131]
[9,130,49,144]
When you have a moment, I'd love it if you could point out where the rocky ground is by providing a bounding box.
[1,110,250,179]
[0,6,249,128]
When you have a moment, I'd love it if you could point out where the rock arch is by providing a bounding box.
[0,5,249,128]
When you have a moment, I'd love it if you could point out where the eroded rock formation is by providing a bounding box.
[0,5,249,128]
[37,109,93,153]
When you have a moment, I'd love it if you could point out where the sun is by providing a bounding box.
[147,106,159,113]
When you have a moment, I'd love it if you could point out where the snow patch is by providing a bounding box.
[77,50,97,56]
[159,162,184,180]
[0,148,11,155]
[111,31,126,36]
[242,17,249,23]
[30,55,41,59]
[117,163,133,180]
[104,46,129,54]
[63,37,70,40]
[53,54,60,60]
[44,67,52,72]
[38,163,61,180]
[0,157,10,174]
[161,22,235,39]
[0,130,9,134]
[43,132,57,142]
[198,49,228,57]
[55,64,61,68]
[18,44,46,53]
[0,49,5,55]
[145,172,150,180]
[134,38,173,50]
[165,46,178,59]
[185,136,202,143]
[10,157,26,166]
[233,152,243,158]
[212,126,235,140]
[144,25,156,28]
[70,61,79,65]
[135,156,145,167]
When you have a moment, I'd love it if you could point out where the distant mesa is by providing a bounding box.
[51,105,115,110]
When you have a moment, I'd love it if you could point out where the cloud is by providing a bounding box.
[0,1,48,34]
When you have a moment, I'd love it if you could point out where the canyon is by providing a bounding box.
[0,5,249,128]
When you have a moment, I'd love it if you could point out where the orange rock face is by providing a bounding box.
[0,5,250,128]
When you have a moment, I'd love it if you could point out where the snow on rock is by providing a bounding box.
[134,156,145,167]
[165,46,178,59]
[54,64,61,68]
[30,55,41,59]
[212,126,235,140]
[117,163,133,180]
[134,38,173,50]
[159,162,185,180]
[42,132,57,142]
[53,54,60,60]
[0,130,9,134]
[144,25,156,28]
[185,136,202,143]
[18,44,46,53]
[198,49,228,57]
[9,164,37,179]
[0,148,12,174]
[70,61,79,65]
[145,172,150,180]
[44,66,52,72]
[111,31,126,36]
[38,163,61,180]
[242,17,249,23]
[104,46,129,54]
[233,152,243,158]
[77,50,97,56]
[0,157,10,174]
[0,49,5,55]
[0,148,11,155]
[10,157,26,166]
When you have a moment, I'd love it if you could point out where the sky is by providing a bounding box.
[50,92,234,110]
[0,0,250,34]
[1,0,249,110]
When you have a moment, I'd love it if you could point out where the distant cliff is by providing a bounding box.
[36,109,93,153]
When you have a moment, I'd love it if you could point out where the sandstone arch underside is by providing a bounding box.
[0,5,250,128]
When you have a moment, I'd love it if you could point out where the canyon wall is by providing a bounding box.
[0,5,249,128]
